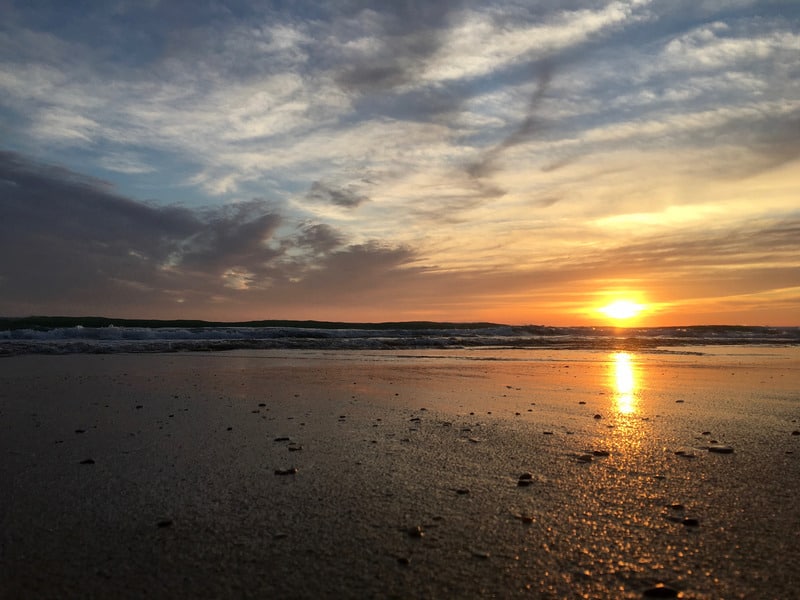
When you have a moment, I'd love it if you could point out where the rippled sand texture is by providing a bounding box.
[1,349,798,599]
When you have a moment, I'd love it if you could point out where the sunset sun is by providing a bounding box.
[599,300,645,321]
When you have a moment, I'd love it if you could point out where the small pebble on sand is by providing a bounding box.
[407,525,424,538]
[79,458,95,465]
[518,473,534,487]
[643,583,680,598]
[157,520,173,528]
[516,514,535,524]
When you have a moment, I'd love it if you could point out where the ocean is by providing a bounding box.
[1,321,798,355]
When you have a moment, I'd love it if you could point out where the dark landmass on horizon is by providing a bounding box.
[1,316,797,333]
[0,316,505,331]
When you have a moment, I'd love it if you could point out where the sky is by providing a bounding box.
[1,0,798,326]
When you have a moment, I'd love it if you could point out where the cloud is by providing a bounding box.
[0,152,417,316]
[332,1,466,94]
[294,223,345,254]
[307,181,369,208]
[98,152,156,174]
[176,200,283,272]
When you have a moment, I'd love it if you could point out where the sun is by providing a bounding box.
[599,300,645,321]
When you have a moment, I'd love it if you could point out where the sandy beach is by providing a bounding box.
[1,348,798,599]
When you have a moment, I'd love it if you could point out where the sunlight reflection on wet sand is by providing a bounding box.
[612,351,637,415]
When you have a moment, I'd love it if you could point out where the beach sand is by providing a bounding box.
[1,349,798,599]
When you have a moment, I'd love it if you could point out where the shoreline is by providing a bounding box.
[1,350,798,598]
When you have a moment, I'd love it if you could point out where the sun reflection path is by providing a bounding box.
[612,352,636,415]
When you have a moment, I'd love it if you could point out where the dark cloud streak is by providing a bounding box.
[307,181,368,208]
[466,62,552,185]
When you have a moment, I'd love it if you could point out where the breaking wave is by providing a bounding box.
[1,322,798,356]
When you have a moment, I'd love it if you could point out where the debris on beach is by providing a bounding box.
[707,444,734,454]
[274,467,297,475]
[79,458,95,465]
[156,520,173,528]
[674,448,698,458]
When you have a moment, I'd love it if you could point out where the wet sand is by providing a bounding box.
[1,349,799,599]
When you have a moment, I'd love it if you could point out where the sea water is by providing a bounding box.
[1,323,797,355]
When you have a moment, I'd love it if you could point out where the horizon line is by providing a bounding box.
[1,315,797,331]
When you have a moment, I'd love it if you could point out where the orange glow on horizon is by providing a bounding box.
[598,299,646,323]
